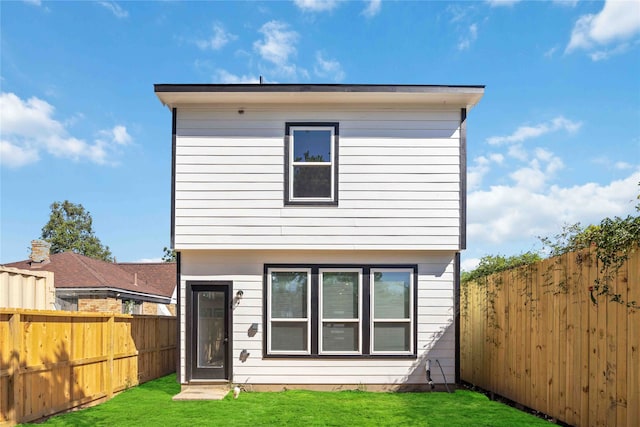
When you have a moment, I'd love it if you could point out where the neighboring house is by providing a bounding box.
[154,83,484,390]
[3,242,177,316]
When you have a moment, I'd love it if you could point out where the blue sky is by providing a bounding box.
[1,0,639,269]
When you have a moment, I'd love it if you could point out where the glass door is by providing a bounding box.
[189,284,230,380]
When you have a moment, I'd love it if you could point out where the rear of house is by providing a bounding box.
[155,84,483,389]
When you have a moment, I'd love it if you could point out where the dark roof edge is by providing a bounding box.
[154,83,485,94]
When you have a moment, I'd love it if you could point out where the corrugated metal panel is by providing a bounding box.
[0,266,55,310]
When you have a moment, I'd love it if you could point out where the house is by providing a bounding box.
[3,241,177,315]
[154,83,484,390]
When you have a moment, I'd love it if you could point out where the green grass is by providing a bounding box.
[21,375,549,427]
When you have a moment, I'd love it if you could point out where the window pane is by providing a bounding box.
[293,166,331,198]
[322,272,359,319]
[271,271,308,318]
[322,322,359,352]
[373,271,411,319]
[293,129,331,162]
[373,322,410,352]
[272,322,308,351]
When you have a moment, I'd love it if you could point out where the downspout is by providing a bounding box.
[176,251,181,382]
[455,107,467,385]
[425,360,435,390]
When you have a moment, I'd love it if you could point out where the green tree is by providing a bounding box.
[461,252,542,284]
[162,246,176,262]
[40,200,114,262]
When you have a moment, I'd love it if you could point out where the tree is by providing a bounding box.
[41,200,114,262]
[162,246,176,262]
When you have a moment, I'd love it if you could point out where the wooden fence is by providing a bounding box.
[460,247,639,427]
[0,310,176,426]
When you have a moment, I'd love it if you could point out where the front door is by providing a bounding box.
[188,282,231,381]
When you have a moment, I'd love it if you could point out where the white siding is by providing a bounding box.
[174,105,462,251]
[178,250,456,386]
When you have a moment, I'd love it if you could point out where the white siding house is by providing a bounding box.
[154,84,484,390]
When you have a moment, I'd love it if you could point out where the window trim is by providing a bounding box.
[284,122,339,206]
[319,268,363,355]
[370,268,415,355]
[266,267,312,355]
[264,264,418,359]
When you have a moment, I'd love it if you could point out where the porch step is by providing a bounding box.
[173,384,230,401]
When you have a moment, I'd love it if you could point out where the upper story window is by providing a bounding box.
[285,123,339,206]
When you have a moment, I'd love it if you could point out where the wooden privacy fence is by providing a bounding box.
[460,247,639,427]
[0,310,176,426]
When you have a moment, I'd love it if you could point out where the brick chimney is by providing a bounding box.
[30,239,51,266]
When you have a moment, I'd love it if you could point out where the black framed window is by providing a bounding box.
[285,123,339,206]
[267,268,312,354]
[264,264,417,358]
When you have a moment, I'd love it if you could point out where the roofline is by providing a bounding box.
[56,287,174,302]
[155,83,485,110]
[154,83,485,94]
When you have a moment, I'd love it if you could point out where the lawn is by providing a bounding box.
[21,375,550,427]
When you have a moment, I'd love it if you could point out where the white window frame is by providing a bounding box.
[319,268,363,355]
[370,268,414,355]
[267,268,312,355]
[288,125,336,203]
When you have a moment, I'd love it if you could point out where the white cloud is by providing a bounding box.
[100,125,132,145]
[507,144,528,161]
[615,161,633,170]
[313,52,345,82]
[509,150,564,192]
[588,41,635,61]
[485,0,521,7]
[593,156,637,171]
[135,257,163,263]
[97,1,128,19]
[253,21,301,78]
[566,0,640,59]
[196,22,237,50]
[0,92,132,168]
[22,0,42,5]
[468,170,640,247]
[468,153,505,190]
[293,0,340,12]
[461,257,481,272]
[553,0,579,6]
[447,4,472,24]
[362,0,381,18]
[544,46,559,58]
[214,69,260,84]
[458,23,478,50]
[0,140,39,168]
[487,116,582,145]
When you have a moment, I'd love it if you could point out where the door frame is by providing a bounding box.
[186,280,233,383]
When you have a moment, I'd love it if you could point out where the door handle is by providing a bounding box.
[223,337,229,343]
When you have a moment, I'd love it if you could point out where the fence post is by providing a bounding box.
[8,311,22,425]
[105,315,114,399]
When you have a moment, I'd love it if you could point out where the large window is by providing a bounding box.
[285,123,339,206]
[265,265,416,358]
[320,269,362,354]
[267,269,311,354]
[371,270,413,354]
